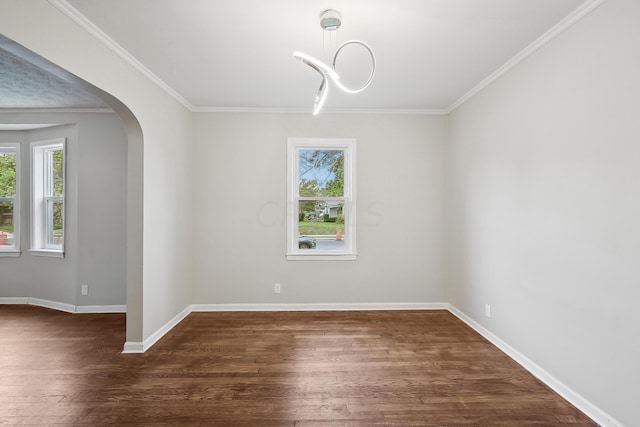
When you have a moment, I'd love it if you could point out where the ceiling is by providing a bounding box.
[0,45,108,110]
[2,0,593,113]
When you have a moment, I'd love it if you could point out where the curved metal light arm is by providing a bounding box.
[331,40,376,94]
[293,51,339,80]
[312,78,328,115]
[293,40,376,114]
[293,52,333,115]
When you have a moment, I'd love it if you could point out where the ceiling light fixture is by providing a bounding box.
[294,10,376,115]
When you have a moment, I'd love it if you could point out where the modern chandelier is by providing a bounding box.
[293,9,376,115]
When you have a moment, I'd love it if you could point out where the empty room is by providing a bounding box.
[0,0,637,426]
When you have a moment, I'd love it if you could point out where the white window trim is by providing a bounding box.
[30,249,65,258]
[30,138,66,258]
[286,137,357,261]
[0,142,21,257]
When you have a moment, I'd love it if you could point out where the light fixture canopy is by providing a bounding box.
[319,9,342,31]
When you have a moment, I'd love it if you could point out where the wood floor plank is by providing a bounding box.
[0,305,596,426]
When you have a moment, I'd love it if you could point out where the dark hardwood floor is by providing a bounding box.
[0,305,596,426]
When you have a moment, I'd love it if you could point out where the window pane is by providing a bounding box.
[0,152,17,197]
[299,150,344,197]
[52,149,64,197]
[298,201,346,251]
[0,201,15,246]
[47,199,64,246]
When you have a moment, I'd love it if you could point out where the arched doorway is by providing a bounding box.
[0,34,143,345]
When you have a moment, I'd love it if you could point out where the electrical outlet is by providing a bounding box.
[485,304,491,318]
[81,285,89,296]
[274,283,281,294]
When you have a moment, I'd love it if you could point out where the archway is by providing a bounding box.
[0,34,143,344]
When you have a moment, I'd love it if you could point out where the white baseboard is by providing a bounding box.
[447,305,622,427]
[76,304,126,313]
[191,302,448,312]
[122,305,191,354]
[0,297,29,304]
[28,297,77,313]
[122,341,144,353]
[0,297,126,314]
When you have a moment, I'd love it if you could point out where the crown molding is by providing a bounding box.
[49,0,607,116]
[48,0,195,111]
[0,108,114,114]
[192,107,310,114]
[192,106,448,115]
[446,0,608,113]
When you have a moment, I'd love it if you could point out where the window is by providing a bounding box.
[287,138,356,260]
[0,143,20,256]
[31,139,65,257]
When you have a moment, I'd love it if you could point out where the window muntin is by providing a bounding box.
[0,143,20,255]
[287,138,356,260]
[43,147,64,247]
[31,139,65,256]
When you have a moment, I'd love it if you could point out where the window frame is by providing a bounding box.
[30,138,66,258]
[0,142,21,257]
[286,137,357,261]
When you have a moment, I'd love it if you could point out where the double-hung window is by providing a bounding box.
[31,139,65,257]
[0,143,20,256]
[287,138,356,260]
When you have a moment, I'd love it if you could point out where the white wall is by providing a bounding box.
[0,113,127,307]
[448,0,639,425]
[75,113,128,306]
[141,107,194,339]
[2,1,637,423]
[0,0,194,343]
[193,113,447,305]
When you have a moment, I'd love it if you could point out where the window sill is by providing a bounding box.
[286,253,357,261]
[29,249,65,258]
[0,250,21,258]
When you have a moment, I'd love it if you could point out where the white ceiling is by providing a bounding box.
[2,0,594,112]
[63,0,589,112]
